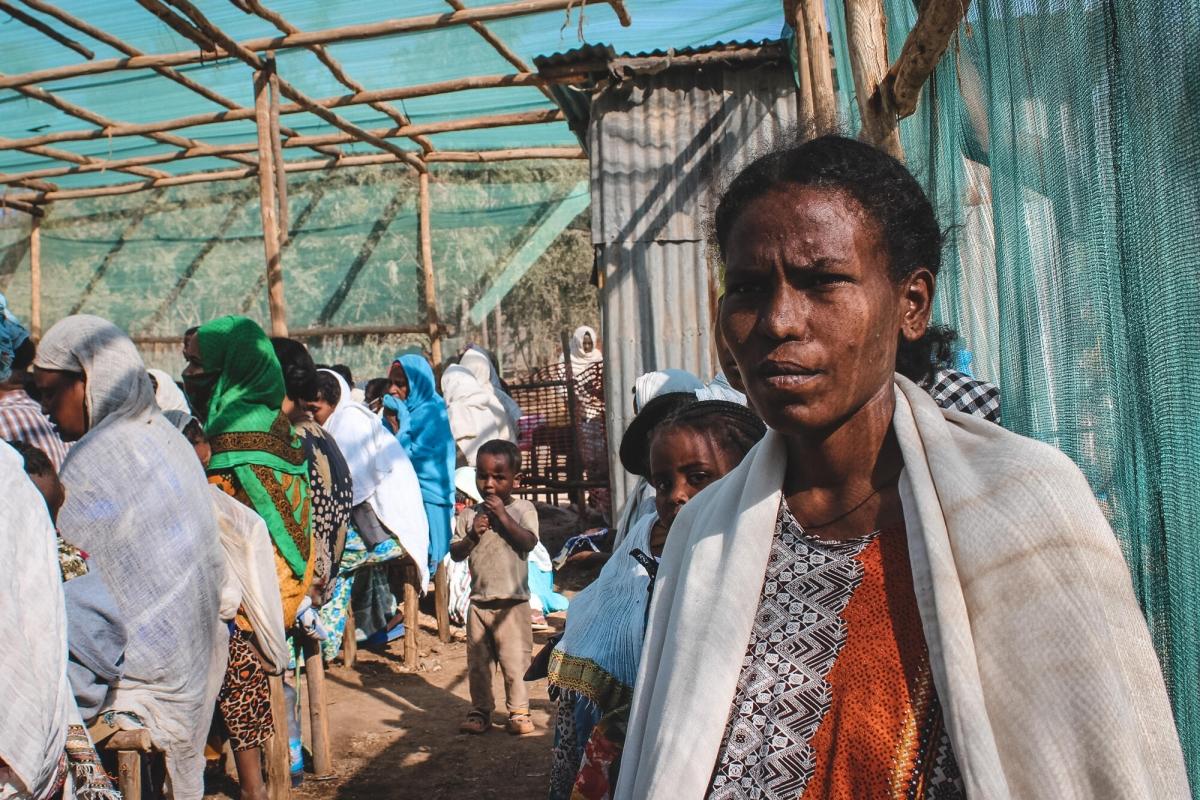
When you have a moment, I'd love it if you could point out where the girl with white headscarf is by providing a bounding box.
[33,315,227,800]
[318,369,430,590]
[441,363,515,465]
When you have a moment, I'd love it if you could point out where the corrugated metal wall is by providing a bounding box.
[589,62,797,508]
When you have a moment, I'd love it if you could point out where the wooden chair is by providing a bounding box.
[92,728,155,800]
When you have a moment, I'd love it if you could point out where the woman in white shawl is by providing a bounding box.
[316,369,429,590]
[32,315,227,800]
[441,363,515,465]
[568,326,603,377]
[617,137,1187,799]
[460,346,522,434]
[146,368,189,413]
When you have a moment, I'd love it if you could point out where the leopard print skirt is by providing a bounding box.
[217,628,273,751]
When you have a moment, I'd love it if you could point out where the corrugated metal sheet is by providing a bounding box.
[588,57,797,508]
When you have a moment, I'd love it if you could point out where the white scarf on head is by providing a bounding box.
[147,368,190,413]
[460,347,523,431]
[569,325,603,376]
[34,315,227,800]
[440,364,514,465]
[319,369,429,590]
[617,375,1188,800]
[0,442,72,800]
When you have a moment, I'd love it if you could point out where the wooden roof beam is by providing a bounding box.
[0,196,45,216]
[14,141,171,181]
[6,146,584,202]
[240,0,435,153]
[0,0,93,59]
[14,0,340,158]
[0,73,543,152]
[0,108,565,185]
[443,0,555,103]
[0,0,629,89]
[144,0,424,171]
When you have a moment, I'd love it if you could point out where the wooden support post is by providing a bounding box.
[435,560,450,643]
[342,605,357,667]
[301,637,333,778]
[116,751,142,800]
[798,0,837,133]
[254,58,288,337]
[267,51,290,247]
[418,171,442,365]
[494,301,504,371]
[265,674,290,800]
[788,1,817,138]
[844,0,903,158]
[404,559,420,667]
[29,216,41,339]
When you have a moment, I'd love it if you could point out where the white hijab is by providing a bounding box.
[460,347,523,431]
[569,325,603,376]
[34,315,227,800]
[147,368,190,413]
[441,364,514,465]
[319,369,429,590]
[618,375,1188,800]
[632,368,704,414]
[0,442,72,800]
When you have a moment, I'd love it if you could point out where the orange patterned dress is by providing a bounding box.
[709,503,964,800]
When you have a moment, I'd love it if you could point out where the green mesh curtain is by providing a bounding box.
[832,0,1200,785]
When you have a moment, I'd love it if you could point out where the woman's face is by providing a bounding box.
[33,368,87,441]
[649,426,735,531]
[719,185,932,436]
[387,363,410,401]
[307,397,335,425]
[582,333,594,353]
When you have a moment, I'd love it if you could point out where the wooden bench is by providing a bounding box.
[93,728,155,800]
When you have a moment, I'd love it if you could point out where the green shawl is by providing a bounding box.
[198,315,311,578]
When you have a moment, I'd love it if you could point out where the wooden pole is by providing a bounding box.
[844,0,903,158]
[265,674,290,800]
[301,637,333,779]
[29,216,41,340]
[494,301,504,371]
[887,0,972,118]
[403,560,420,667]
[0,1,95,59]
[267,52,289,247]
[788,1,816,139]
[419,171,442,365]
[0,0,629,89]
[798,0,837,133]
[116,751,142,800]
[342,605,357,667]
[434,561,450,643]
[254,59,288,337]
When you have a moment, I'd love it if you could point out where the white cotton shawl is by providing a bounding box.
[617,374,1189,800]
[210,486,289,673]
[0,442,72,800]
[441,364,514,464]
[632,369,704,414]
[35,315,228,800]
[319,369,430,589]
[461,347,523,432]
[694,371,747,405]
[569,325,604,376]
[147,368,190,413]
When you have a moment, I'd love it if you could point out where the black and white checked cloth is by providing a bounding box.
[924,368,1001,423]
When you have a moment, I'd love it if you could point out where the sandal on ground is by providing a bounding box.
[506,713,535,736]
[459,712,490,734]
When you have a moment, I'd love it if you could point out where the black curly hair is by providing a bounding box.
[895,324,959,387]
[270,337,319,402]
[315,370,342,406]
[650,400,766,468]
[7,439,54,477]
[714,135,943,283]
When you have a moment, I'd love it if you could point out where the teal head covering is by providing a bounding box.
[0,293,30,382]
[198,316,311,577]
[396,353,456,563]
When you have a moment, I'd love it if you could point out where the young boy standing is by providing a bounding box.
[451,439,539,735]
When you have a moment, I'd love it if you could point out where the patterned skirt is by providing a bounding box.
[217,628,273,751]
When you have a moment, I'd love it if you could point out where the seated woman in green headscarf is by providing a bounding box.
[183,316,313,800]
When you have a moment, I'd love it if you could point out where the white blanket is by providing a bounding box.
[0,442,71,800]
[617,375,1188,799]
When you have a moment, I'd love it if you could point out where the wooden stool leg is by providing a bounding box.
[434,560,450,643]
[301,637,333,779]
[116,751,141,800]
[404,560,419,666]
[342,605,357,667]
[265,674,291,800]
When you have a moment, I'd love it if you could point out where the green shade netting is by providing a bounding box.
[831,0,1199,785]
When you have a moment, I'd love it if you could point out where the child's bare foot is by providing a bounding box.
[459,712,490,734]
[506,713,535,736]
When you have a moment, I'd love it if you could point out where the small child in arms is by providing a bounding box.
[450,439,539,736]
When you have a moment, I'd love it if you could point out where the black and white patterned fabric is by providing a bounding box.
[924,368,1001,423]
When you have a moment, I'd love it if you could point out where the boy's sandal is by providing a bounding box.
[459,713,490,734]
[506,713,535,736]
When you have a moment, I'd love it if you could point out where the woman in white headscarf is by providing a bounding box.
[146,368,190,414]
[460,346,522,433]
[316,369,429,590]
[568,326,603,377]
[32,315,227,800]
[441,363,515,465]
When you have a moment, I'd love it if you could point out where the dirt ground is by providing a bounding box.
[206,610,566,800]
